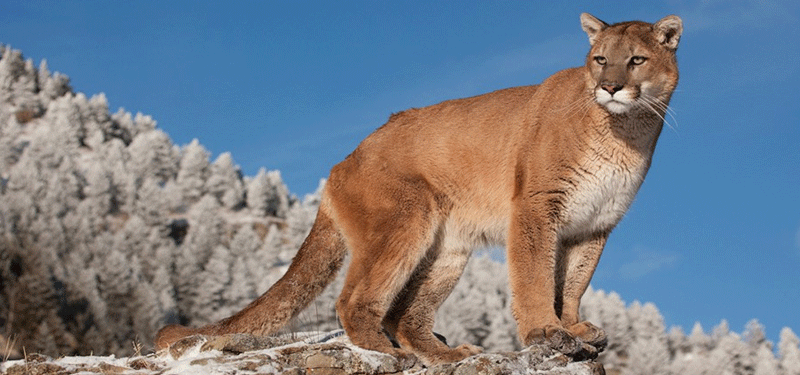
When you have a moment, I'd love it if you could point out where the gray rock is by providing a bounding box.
[1,332,604,374]
[168,332,604,374]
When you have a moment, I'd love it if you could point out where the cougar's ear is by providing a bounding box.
[654,15,683,50]
[580,13,608,45]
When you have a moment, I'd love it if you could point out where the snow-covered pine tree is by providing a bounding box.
[246,168,269,217]
[184,194,224,263]
[109,109,156,144]
[687,322,712,352]
[741,319,779,375]
[779,327,800,375]
[70,263,113,354]
[665,326,688,362]
[170,238,201,326]
[224,257,256,317]
[95,245,140,351]
[247,168,290,218]
[755,343,780,375]
[76,153,113,220]
[176,139,210,203]
[708,330,751,374]
[36,59,71,102]
[207,151,244,209]
[99,137,134,214]
[82,93,113,149]
[194,245,234,324]
[229,224,262,258]
[624,302,670,375]
[151,265,179,326]
[667,324,704,373]
[224,225,262,308]
[130,275,162,351]
[113,214,151,257]
[0,48,42,120]
[171,195,226,322]
[126,128,179,188]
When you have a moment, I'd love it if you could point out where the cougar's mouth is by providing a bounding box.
[595,89,634,114]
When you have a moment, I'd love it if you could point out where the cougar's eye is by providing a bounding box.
[630,56,647,65]
[593,56,607,65]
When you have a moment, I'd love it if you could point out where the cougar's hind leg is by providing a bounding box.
[383,232,482,365]
[333,187,444,363]
[335,216,439,359]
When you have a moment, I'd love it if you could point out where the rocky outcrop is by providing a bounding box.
[1,331,604,374]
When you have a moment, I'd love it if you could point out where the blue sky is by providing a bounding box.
[3,1,798,343]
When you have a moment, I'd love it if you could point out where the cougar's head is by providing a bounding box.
[580,13,682,115]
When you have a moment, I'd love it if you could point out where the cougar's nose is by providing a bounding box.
[601,83,623,95]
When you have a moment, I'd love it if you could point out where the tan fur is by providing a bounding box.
[156,13,682,365]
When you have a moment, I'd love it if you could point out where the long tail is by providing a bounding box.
[155,203,347,349]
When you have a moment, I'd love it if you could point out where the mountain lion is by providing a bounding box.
[156,13,682,365]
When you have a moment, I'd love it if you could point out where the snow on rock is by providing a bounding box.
[0,330,604,374]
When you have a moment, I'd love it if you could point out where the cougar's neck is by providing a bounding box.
[598,106,665,158]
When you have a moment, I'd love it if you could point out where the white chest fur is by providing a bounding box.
[559,156,648,241]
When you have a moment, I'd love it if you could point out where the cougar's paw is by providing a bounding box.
[455,343,484,357]
[419,344,483,366]
[390,348,420,368]
[524,325,581,355]
[568,321,608,351]
[155,324,200,350]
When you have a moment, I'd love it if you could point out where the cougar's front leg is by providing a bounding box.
[558,232,608,349]
[507,201,580,355]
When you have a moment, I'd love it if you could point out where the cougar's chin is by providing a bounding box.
[601,100,631,114]
[595,89,634,114]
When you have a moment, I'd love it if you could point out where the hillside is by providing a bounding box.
[1,46,799,374]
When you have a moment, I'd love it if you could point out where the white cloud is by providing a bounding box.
[618,247,680,281]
